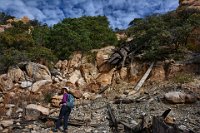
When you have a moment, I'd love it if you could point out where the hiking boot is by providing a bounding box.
[52,128,58,132]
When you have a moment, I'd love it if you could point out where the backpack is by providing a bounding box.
[67,94,74,108]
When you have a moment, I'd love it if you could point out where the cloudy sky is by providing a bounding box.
[0,0,179,29]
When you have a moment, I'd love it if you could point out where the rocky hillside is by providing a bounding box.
[0,1,200,133]
[0,45,199,132]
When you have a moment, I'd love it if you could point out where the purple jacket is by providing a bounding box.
[60,93,68,105]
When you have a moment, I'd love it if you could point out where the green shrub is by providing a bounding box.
[172,72,194,84]
[127,11,199,61]
[47,16,118,59]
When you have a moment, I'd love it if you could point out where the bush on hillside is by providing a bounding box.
[47,16,118,59]
[127,12,200,60]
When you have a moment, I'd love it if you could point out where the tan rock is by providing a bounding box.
[84,83,101,93]
[76,77,86,87]
[165,92,186,104]
[51,95,62,107]
[119,67,128,80]
[164,91,197,104]
[150,62,165,82]
[68,70,82,84]
[96,68,115,86]
[68,52,82,68]
[179,0,200,13]
[29,80,52,92]
[7,66,25,82]
[54,60,63,69]
[0,120,13,128]
[129,62,147,83]
[0,74,14,91]
[80,63,98,83]
[26,104,49,115]
[69,89,83,99]
[96,46,115,72]
[26,62,51,81]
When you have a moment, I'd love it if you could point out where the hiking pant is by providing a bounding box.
[56,105,72,130]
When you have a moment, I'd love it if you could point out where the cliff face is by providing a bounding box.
[178,0,200,13]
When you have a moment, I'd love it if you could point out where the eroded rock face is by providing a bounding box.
[96,68,115,86]
[0,74,14,91]
[7,66,25,83]
[26,62,51,81]
[179,0,200,13]
[150,62,165,82]
[96,46,115,72]
[80,63,98,83]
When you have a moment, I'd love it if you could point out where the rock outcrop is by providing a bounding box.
[179,0,200,13]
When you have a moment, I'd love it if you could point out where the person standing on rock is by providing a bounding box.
[53,86,74,133]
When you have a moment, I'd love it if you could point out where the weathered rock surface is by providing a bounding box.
[96,68,115,86]
[7,66,25,83]
[26,62,51,81]
[25,104,49,120]
[179,0,200,13]
[51,95,62,107]
[164,91,197,104]
[0,120,13,128]
[29,80,52,92]
[96,46,115,72]
[0,74,14,91]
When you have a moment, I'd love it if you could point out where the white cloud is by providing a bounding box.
[0,0,179,29]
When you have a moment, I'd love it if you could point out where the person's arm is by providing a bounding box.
[59,93,68,105]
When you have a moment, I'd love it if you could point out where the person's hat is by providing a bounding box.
[62,86,70,92]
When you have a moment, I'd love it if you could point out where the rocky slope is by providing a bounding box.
[0,45,199,132]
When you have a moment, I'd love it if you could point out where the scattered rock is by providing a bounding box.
[0,120,14,128]
[29,80,52,92]
[25,104,49,120]
[164,91,197,104]
[20,81,33,88]
[16,108,23,113]
[51,95,62,107]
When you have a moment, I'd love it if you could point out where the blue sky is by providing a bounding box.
[0,0,179,29]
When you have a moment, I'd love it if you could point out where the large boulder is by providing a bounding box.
[7,66,25,83]
[0,74,14,91]
[96,68,115,86]
[25,104,49,120]
[26,62,51,81]
[164,91,197,104]
[29,80,52,92]
[68,70,82,84]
